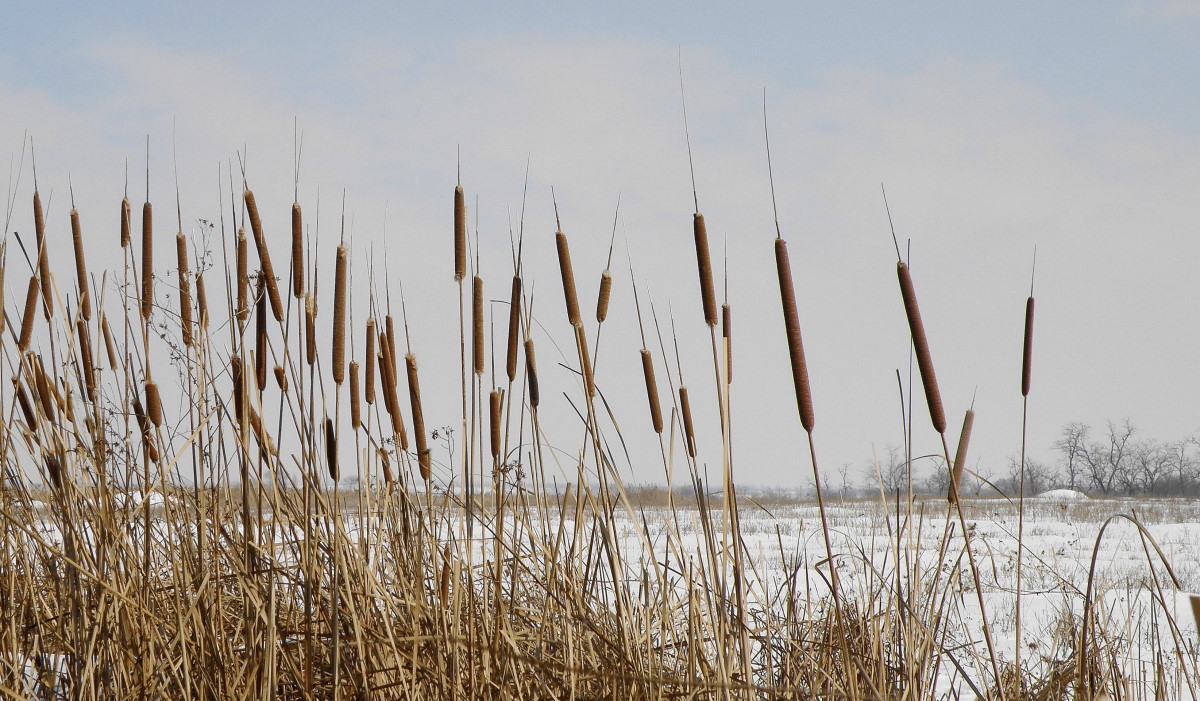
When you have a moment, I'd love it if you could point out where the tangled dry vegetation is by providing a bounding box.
[0,139,1196,700]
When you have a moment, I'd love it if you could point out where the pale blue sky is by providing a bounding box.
[4,3,1200,487]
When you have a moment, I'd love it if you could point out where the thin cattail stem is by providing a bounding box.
[34,192,53,319]
[596,270,612,323]
[406,353,430,480]
[332,245,348,385]
[141,200,153,320]
[505,276,521,382]
[524,338,539,409]
[693,213,718,327]
[897,261,946,434]
[146,381,163,427]
[949,409,975,504]
[556,231,581,327]
[472,275,484,375]
[236,229,249,323]
[120,197,131,248]
[489,390,502,459]
[325,417,338,482]
[71,208,91,321]
[640,349,663,434]
[365,319,376,404]
[679,386,697,457]
[177,233,193,347]
[77,318,96,402]
[775,238,814,432]
[244,189,284,321]
[454,185,467,281]
[1022,297,1035,397]
[292,202,304,297]
[19,276,38,350]
[576,326,595,398]
[349,361,361,429]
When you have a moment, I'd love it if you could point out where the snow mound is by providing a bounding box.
[1035,489,1089,502]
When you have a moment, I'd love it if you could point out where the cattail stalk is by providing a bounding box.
[365,320,377,404]
[244,189,284,321]
[949,409,975,504]
[141,200,153,320]
[349,361,361,429]
[291,202,304,297]
[1022,297,1035,397]
[640,349,663,434]
[71,208,91,321]
[505,276,521,382]
[332,245,348,385]
[176,233,193,347]
[694,213,718,326]
[406,353,430,480]
[472,275,484,375]
[596,270,612,323]
[19,276,39,351]
[454,185,467,281]
[679,386,697,457]
[525,339,539,409]
[776,239,815,432]
[897,261,946,434]
[555,231,581,327]
[489,390,502,459]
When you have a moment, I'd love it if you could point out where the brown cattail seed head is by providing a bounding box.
[230,356,246,425]
[77,319,96,402]
[379,332,408,450]
[406,353,431,480]
[141,200,153,320]
[775,239,815,432]
[897,261,946,434]
[244,189,284,321]
[176,233,193,347]
[693,213,718,327]
[472,275,485,375]
[332,245,348,385]
[1022,297,1035,397]
[31,356,56,422]
[505,276,521,382]
[555,231,581,327]
[146,381,163,427]
[349,361,361,429]
[325,417,338,482]
[35,192,52,319]
[365,319,377,404]
[379,448,394,484]
[14,379,36,429]
[949,408,975,504]
[120,197,131,248]
[680,386,697,458]
[640,349,663,434]
[596,270,612,323]
[291,202,304,297]
[305,294,317,366]
[19,276,39,350]
[132,395,158,463]
[236,229,249,323]
[274,364,287,393]
[489,390,503,460]
[454,185,467,281]
[71,208,91,321]
[196,273,209,330]
[255,278,267,391]
[101,313,118,369]
[524,338,539,408]
[385,315,398,379]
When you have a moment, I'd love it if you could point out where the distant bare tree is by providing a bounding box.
[1079,419,1136,495]
[866,445,908,496]
[1054,422,1089,491]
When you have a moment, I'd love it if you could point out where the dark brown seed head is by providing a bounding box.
[949,409,975,504]
[291,202,304,297]
[897,261,946,434]
[14,378,36,429]
[305,294,317,366]
[365,319,377,404]
[274,364,288,393]
[722,303,732,383]
[640,349,663,434]
[325,417,338,482]
[454,185,467,281]
[141,201,153,320]
[775,239,815,432]
[489,390,503,460]
[596,270,612,323]
[472,275,485,375]
[505,276,521,382]
[71,208,91,321]
[524,338,539,409]
[332,245,348,385]
[693,213,718,327]
[120,197,131,248]
[146,381,163,427]
[555,231,581,327]
[679,386,697,458]
[255,277,267,391]
[19,276,39,351]
[406,353,431,480]
[1022,297,1035,398]
[385,315,398,378]
[35,192,52,320]
[77,318,96,402]
[244,189,283,321]
[349,361,361,429]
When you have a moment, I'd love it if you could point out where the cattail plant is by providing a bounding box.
[196,273,209,330]
[244,189,284,321]
[236,229,249,323]
[19,275,39,351]
[679,386,697,458]
[77,318,97,403]
[596,270,612,324]
[775,238,814,432]
[365,319,376,404]
[454,185,466,282]
[385,315,398,379]
[101,313,118,369]
[325,418,338,482]
[640,349,664,434]
[489,390,503,461]
[556,231,581,327]
[506,276,521,382]
[255,278,268,391]
[349,361,361,429]
[693,213,718,327]
[722,303,732,382]
[472,275,484,375]
[896,261,946,435]
[71,206,91,321]
[274,364,288,393]
[525,338,539,409]
[305,294,317,366]
[141,199,153,320]
[948,409,975,504]
[176,233,193,347]
[14,378,36,429]
[120,196,131,248]
[34,191,53,319]
[332,245,348,385]
[1022,297,1035,398]
[146,380,163,428]
[406,354,431,481]
[292,202,304,297]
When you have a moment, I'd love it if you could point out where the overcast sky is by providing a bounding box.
[5,2,1200,488]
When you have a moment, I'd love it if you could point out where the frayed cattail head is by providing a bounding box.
[640,349,663,434]
[332,245,348,385]
[949,409,975,504]
[693,213,718,327]
[19,276,39,351]
[325,417,338,482]
[274,364,287,393]
[1022,297,1035,398]
[454,185,467,281]
[146,381,163,427]
[141,200,153,320]
[406,353,431,481]
[472,275,485,375]
[897,261,946,434]
[71,208,91,321]
[34,192,52,319]
[176,233,193,347]
[596,270,612,323]
[120,197,131,248]
[196,273,209,330]
[775,238,815,432]
[525,338,539,409]
[555,231,581,327]
[489,389,502,460]
[244,189,283,321]
[291,202,304,297]
[365,319,377,404]
[506,276,521,382]
[679,386,697,458]
[349,361,361,429]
